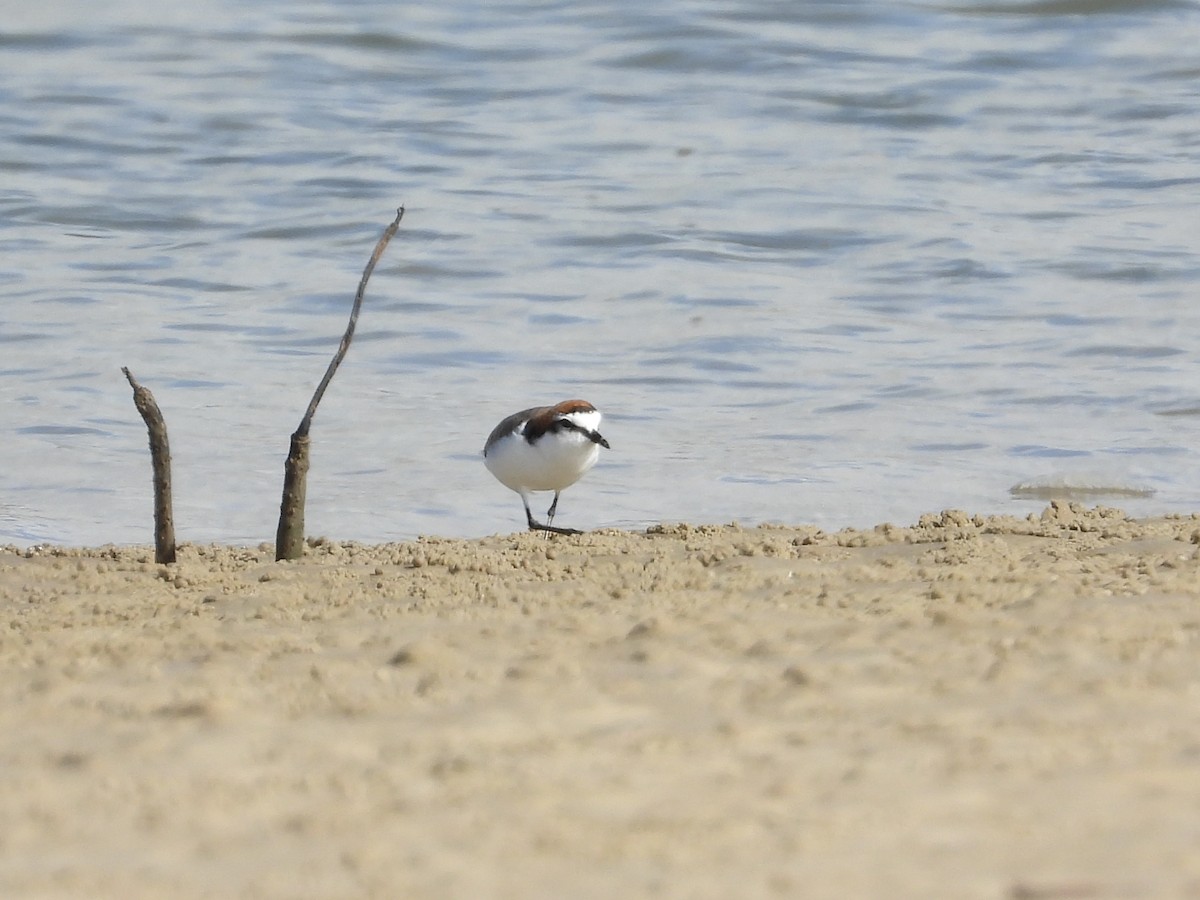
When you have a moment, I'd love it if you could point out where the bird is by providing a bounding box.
[483,399,611,535]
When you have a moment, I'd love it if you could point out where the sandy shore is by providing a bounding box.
[2,501,1199,898]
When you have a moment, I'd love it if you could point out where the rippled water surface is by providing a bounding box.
[3,0,1200,545]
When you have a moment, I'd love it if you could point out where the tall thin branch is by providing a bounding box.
[275,207,405,560]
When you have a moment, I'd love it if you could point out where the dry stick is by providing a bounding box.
[122,367,177,564]
[275,206,406,561]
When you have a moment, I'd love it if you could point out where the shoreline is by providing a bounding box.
[3,502,1199,897]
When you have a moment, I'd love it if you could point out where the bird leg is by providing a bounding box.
[523,497,582,536]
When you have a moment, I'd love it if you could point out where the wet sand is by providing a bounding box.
[2,502,1199,898]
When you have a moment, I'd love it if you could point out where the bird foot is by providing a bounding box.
[527,520,583,536]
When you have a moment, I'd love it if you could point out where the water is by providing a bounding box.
[3,0,1200,546]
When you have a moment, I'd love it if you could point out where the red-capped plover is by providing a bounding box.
[483,399,611,535]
